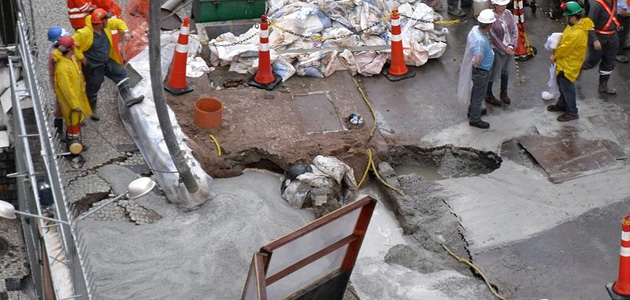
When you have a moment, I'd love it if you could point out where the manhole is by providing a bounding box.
[0,236,9,255]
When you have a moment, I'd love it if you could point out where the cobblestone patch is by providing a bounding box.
[66,174,110,204]
[0,219,29,295]
[84,198,130,223]
[118,200,162,225]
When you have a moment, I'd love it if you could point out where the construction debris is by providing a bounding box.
[282,155,358,217]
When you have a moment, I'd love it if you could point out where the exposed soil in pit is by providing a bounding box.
[166,72,381,180]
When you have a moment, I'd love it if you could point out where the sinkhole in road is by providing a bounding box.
[387,145,502,180]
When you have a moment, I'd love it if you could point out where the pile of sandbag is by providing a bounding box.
[208,0,449,80]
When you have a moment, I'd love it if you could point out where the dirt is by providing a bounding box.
[166,68,384,180]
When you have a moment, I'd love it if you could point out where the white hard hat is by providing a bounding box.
[491,0,511,5]
[477,9,497,23]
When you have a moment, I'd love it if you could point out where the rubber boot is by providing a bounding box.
[118,81,144,107]
[598,74,616,95]
[88,96,100,121]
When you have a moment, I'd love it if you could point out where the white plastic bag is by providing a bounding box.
[544,33,563,51]
[542,63,558,101]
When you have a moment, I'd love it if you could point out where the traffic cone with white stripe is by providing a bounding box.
[248,15,282,90]
[164,17,193,95]
[513,0,536,61]
[383,9,415,81]
[607,215,630,300]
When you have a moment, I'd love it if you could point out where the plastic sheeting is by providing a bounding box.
[208,0,448,80]
[117,32,213,211]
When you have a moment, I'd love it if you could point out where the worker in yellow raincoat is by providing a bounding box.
[72,8,144,121]
[53,36,93,154]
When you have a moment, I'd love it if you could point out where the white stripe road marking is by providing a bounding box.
[391,35,402,42]
[621,246,630,257]
[176,43,188,53]
[622,231,630,241]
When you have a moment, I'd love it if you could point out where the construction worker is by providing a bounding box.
[48,27,70,86]
[48,26,70,140]
[486,0,518,107]
[616,0,629,63]
[67,0,94,30]
[53,36,93,153]
[547,2,594,122]
[457,9,496,129]
[73,8,144,121]
[582,0,620,94]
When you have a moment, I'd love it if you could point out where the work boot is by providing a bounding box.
[485,95,503,106]
[615,55,629,63]
[118,80,144,107]
[469,120,490,129]
[598,74,617,95]
[557,113,579,122]
[88,97,99,121]
[500,91,511,105]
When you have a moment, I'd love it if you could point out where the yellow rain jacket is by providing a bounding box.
[554,18,595,82]
[53,49,93,126]
[72,15,128,65]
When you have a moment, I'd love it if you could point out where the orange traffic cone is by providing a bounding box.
[164,17,193,95]
[248,15,282,90]
[513,0,536,61]
[607,215,630,300]
[383,9,415,81]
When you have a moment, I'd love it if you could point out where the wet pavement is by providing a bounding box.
[3,0,629,299]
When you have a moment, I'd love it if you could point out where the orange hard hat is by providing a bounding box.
[91,8,111,24]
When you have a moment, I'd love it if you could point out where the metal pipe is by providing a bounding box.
[75,193,126,222]
[14,211,70,225]
[149,0,199,193]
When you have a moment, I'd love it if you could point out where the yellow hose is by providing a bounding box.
[209,134,222,156]
[442,244,508,300]
[351,77,378,138]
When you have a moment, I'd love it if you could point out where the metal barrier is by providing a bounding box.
[7,3,96,299]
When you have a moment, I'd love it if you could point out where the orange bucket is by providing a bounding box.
[194,98,223,129]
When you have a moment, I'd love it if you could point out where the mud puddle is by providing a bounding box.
[388,145,502,180]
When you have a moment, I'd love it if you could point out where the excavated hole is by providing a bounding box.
[243,158,285,174]
[387,145,502,180]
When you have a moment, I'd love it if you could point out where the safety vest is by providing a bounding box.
[593,0,620,35]
[67,0,92,30]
